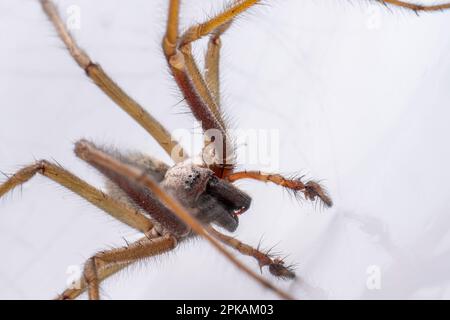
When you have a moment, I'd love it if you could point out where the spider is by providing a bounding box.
[1,0,449,300]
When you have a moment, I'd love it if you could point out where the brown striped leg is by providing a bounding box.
[179,0,260,47]
[208,227,296,279]
[0,160,153,232]
[204,21,232,109]
[39,0,186,162]
[74,139,294,300]
[372,0,450,12]
[162,1,260,175]
[226,171,333,207]
[81,234,177,300]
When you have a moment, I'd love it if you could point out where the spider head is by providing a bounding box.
[162,161,251,232]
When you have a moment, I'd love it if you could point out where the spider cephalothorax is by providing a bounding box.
[163,161,252,232]
[97,142,251,234]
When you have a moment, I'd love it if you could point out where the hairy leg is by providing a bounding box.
[39,0,186,161]
[56,228,159,300]
[204,22,233,109]
[78,234,176,300]
[163,1,261,175]
[179,0,260,47]
[162,0,225,135]
[0,160,153,232]
[208,227,296,279]
[180,44,226,130]
[74,139,293,299]
[373,0,450,11]
[57,261,128,300]
[226,171,333,207]
[75,140,190,238]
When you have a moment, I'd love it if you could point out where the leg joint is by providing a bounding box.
[35,159,51,174]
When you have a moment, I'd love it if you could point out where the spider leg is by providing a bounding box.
[58,260,129,300]
[373,0,450,12]
[74,139,293,299]
[57,260,128,300]
[226,171,333,207]
[180,45,226,130]
[174,42,235,176]
[205,22,233,109]
[61,234,177,300]
[200,20,234,175]
[56,228,163,300]
[163,1,260,174]
[179,0,260,47]
[163,1,231,174]
[39,0,187,162]
[208,227,296,279]
[178,18,234,132]
[75,140,190,238]
[0,160,153,232]
[163,1,225,134]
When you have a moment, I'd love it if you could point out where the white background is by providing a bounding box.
[1,0,450,299]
